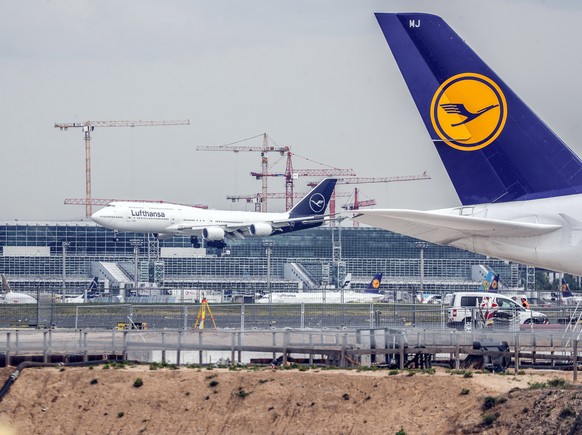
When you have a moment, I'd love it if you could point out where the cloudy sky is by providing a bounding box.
[2,0,582,221]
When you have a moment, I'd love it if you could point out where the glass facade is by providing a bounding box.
[0,221,514,293]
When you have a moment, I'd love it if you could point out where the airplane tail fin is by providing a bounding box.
[340,273,352,289]
[1,274,11,293]
[481,271,500,292]
[365,272,383,294]
[561,278,574,298]
[375,13,582,205]
[87,277,99,298]
[289,178,337,218]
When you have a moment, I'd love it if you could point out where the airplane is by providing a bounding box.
[0,274,37,304]
[91,178,337,249]
[254,272,384,304]
[481,271,500,292]
[353,13,582,276]
[64,277,100,303]
[557,278,582,305]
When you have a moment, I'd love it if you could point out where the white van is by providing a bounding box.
[447,292,548,330]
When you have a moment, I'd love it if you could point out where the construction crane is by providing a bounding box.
[307,172,431,187]
[196,133,289,212]
[226,191,355,213]
[55,119,190,217]
[63,198,208,209]
[251,151,357,211]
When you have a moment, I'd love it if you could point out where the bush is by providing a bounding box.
[482,396,497,410]
[460,388,470,395]
[559,407,576,419]
[133,378,143,388]
[90,379,98,385]
[482,413,498,426]
[395,428,406,435]
[208,380,219,388]
[233,389,251,398]
[548,378,567,388]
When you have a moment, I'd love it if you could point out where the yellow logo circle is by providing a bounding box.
[371,279,380,289]
[430,73,507,151]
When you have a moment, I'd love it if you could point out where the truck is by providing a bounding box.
[447,292,548,330]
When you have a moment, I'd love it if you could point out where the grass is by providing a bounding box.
[233,388,252,398]
[547,378,567,388]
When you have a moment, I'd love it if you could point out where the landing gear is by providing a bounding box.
[190,236,201,248]
[113,230,119,243]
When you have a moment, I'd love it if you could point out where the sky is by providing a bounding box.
[2,0,582,221]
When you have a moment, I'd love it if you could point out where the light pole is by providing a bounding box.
[130,239,142,300]
[415,242,429,327]
[62,241,69,302]
[263,241,275,327]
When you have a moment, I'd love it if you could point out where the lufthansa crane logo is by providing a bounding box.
[430,73,507,151]
[309,193,326,213]
[371,279,380,289]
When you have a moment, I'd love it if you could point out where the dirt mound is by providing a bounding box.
[0,365,579,434]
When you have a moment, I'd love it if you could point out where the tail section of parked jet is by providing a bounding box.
[366,272,383,293]
[482,272,500,292]
[1,274,11,293]
[375,13,582,205]
[561,278,574,298]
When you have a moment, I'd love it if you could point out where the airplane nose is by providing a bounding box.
[91,209,106,226]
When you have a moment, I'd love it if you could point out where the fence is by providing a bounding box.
[0,328,581,379]
[2,302,581,332]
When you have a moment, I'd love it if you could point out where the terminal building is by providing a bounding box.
[0,220,534,300]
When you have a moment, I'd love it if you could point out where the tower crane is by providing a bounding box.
[226,191,355,212]
[55,119,190,217]
[196,133,289,212]
[63,197,208,209]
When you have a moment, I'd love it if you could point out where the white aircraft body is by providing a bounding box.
[255,290,383,304]
[354,14,582,276]
[91,179,337,248]
[255,273,384,304]
[0,274,37,304]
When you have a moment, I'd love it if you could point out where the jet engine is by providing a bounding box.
[202,227,226,241]
[250,222,273,237]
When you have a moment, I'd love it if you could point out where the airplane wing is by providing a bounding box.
[352,209,562,245]
[165,215,334,240]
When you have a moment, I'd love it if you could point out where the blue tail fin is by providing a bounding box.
[366,272,383,293]
[87,277,99,298]
[480,271,499,292]
[289,178,337,218]
[375,13,582,205]
[561,278,574,298]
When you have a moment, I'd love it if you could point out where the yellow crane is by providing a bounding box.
[55,119,190,217]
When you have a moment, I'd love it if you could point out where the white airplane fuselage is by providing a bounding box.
[0,292,37,304]
[92,202,291,237]
[255,290,384,304]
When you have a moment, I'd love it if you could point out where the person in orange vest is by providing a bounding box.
[521,297,530,309]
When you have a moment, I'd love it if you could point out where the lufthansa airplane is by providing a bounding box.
[0,274,37,304]
[353,13,582,276]
[91,178,337,248]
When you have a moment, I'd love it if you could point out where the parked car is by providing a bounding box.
[447,292,548,330]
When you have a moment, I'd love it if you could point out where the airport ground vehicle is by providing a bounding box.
[447,292,548,330]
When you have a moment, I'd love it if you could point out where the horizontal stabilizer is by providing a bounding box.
[353,209,561,245]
